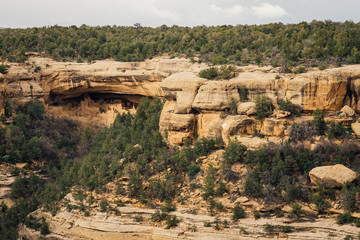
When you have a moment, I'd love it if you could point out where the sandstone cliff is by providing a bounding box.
[159,66,360,146]
[0,57,206,125]
[1,57,360,145]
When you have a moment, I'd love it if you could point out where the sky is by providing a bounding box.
[1,0,360,28]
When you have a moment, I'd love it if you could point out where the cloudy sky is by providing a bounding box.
[1,0,359,28]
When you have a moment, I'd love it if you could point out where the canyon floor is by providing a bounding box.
[18,204,360,240]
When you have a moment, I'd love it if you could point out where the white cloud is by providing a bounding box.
[251,3,288,19]
[209,4,246,16]
[1,0,359,28]
[149,5,181,22]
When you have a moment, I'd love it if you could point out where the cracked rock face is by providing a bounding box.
[2,57,360,145]
[0,57,206,126]
[159,65,360,146]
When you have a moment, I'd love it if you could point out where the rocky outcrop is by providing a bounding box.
[261,118,287,136]
[2,57,360,142]
[237,102,256,116]
[159,65,360,145]
[0,57,206,126]
[159,101,195,145]
[192,81,240,111]
[309,164,358,188]
[339,105,355,117]
[160,72,205,114]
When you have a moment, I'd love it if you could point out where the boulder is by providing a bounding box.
[160,72,205,114]
[192,81,240,111]
[237,102,256,115]
[262,118,287,136]
[351,122,360,138]
[339,105,355,117]
[309,164,358,188]
[205,120,224,142]
[273,110,291,119]
[159,101,195,144]
[167,114,195,131]
[221,116,255,141]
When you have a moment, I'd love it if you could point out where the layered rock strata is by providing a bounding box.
[1,57,360,145]
[159,66,360,146]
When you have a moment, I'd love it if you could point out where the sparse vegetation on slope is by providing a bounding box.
[1,96,360,239]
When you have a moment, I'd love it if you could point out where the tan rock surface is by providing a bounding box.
[1,57,206,126]
[351,122,360,137]
[262,118,287,136]
[192,81,240,111]
[237,102,256,115]
[196,112,221,139]
[339,105,356,117]
[309,164,358,188]
[160,72,205,114]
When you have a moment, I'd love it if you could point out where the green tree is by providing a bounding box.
[254,95,273,120]
[312,108,326,135]
[4,99,12,118]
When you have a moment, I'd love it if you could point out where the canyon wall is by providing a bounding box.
[159,66,360,146]
[0,57,206,125]
[1,57,360,146]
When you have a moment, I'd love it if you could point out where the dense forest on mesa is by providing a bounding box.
[1,20,360,70]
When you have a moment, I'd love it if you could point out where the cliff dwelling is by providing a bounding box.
[47,91,142,125]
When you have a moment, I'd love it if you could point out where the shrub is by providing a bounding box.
[165,215,180,229]
[151,210,168,222]
[254,95,273,120]
[280,225,293,233]
[223,141,247,165]
[4,99,12,117]
[263,223,275,235]
[40,221,50,235]
[212,55,228,65]
[337,212,353,225]
[215,181,227,197]
[202,169,215,200]
[244,171,262,198]
[327,122,346,139]
[238,86,248,101]
[128,171,143,198]
[188,164,200,177]
[99,198,108,212]
[232,202,246,220]
[199,67,218,79]
[310,193,330,212]
[289,122,316,142]
[0,64,9,74]
[288,203,303,221]
[285,185,302,202]
[135,215,143,222]
[228,97,238,115]
[204,222,211,227]
[160,199,176,213]
[218,66,236,79]
[34,66,41,73]
[294,66,307,74]
[341,184,358,213]
[319,63,327,70]
[278,99,299,115]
